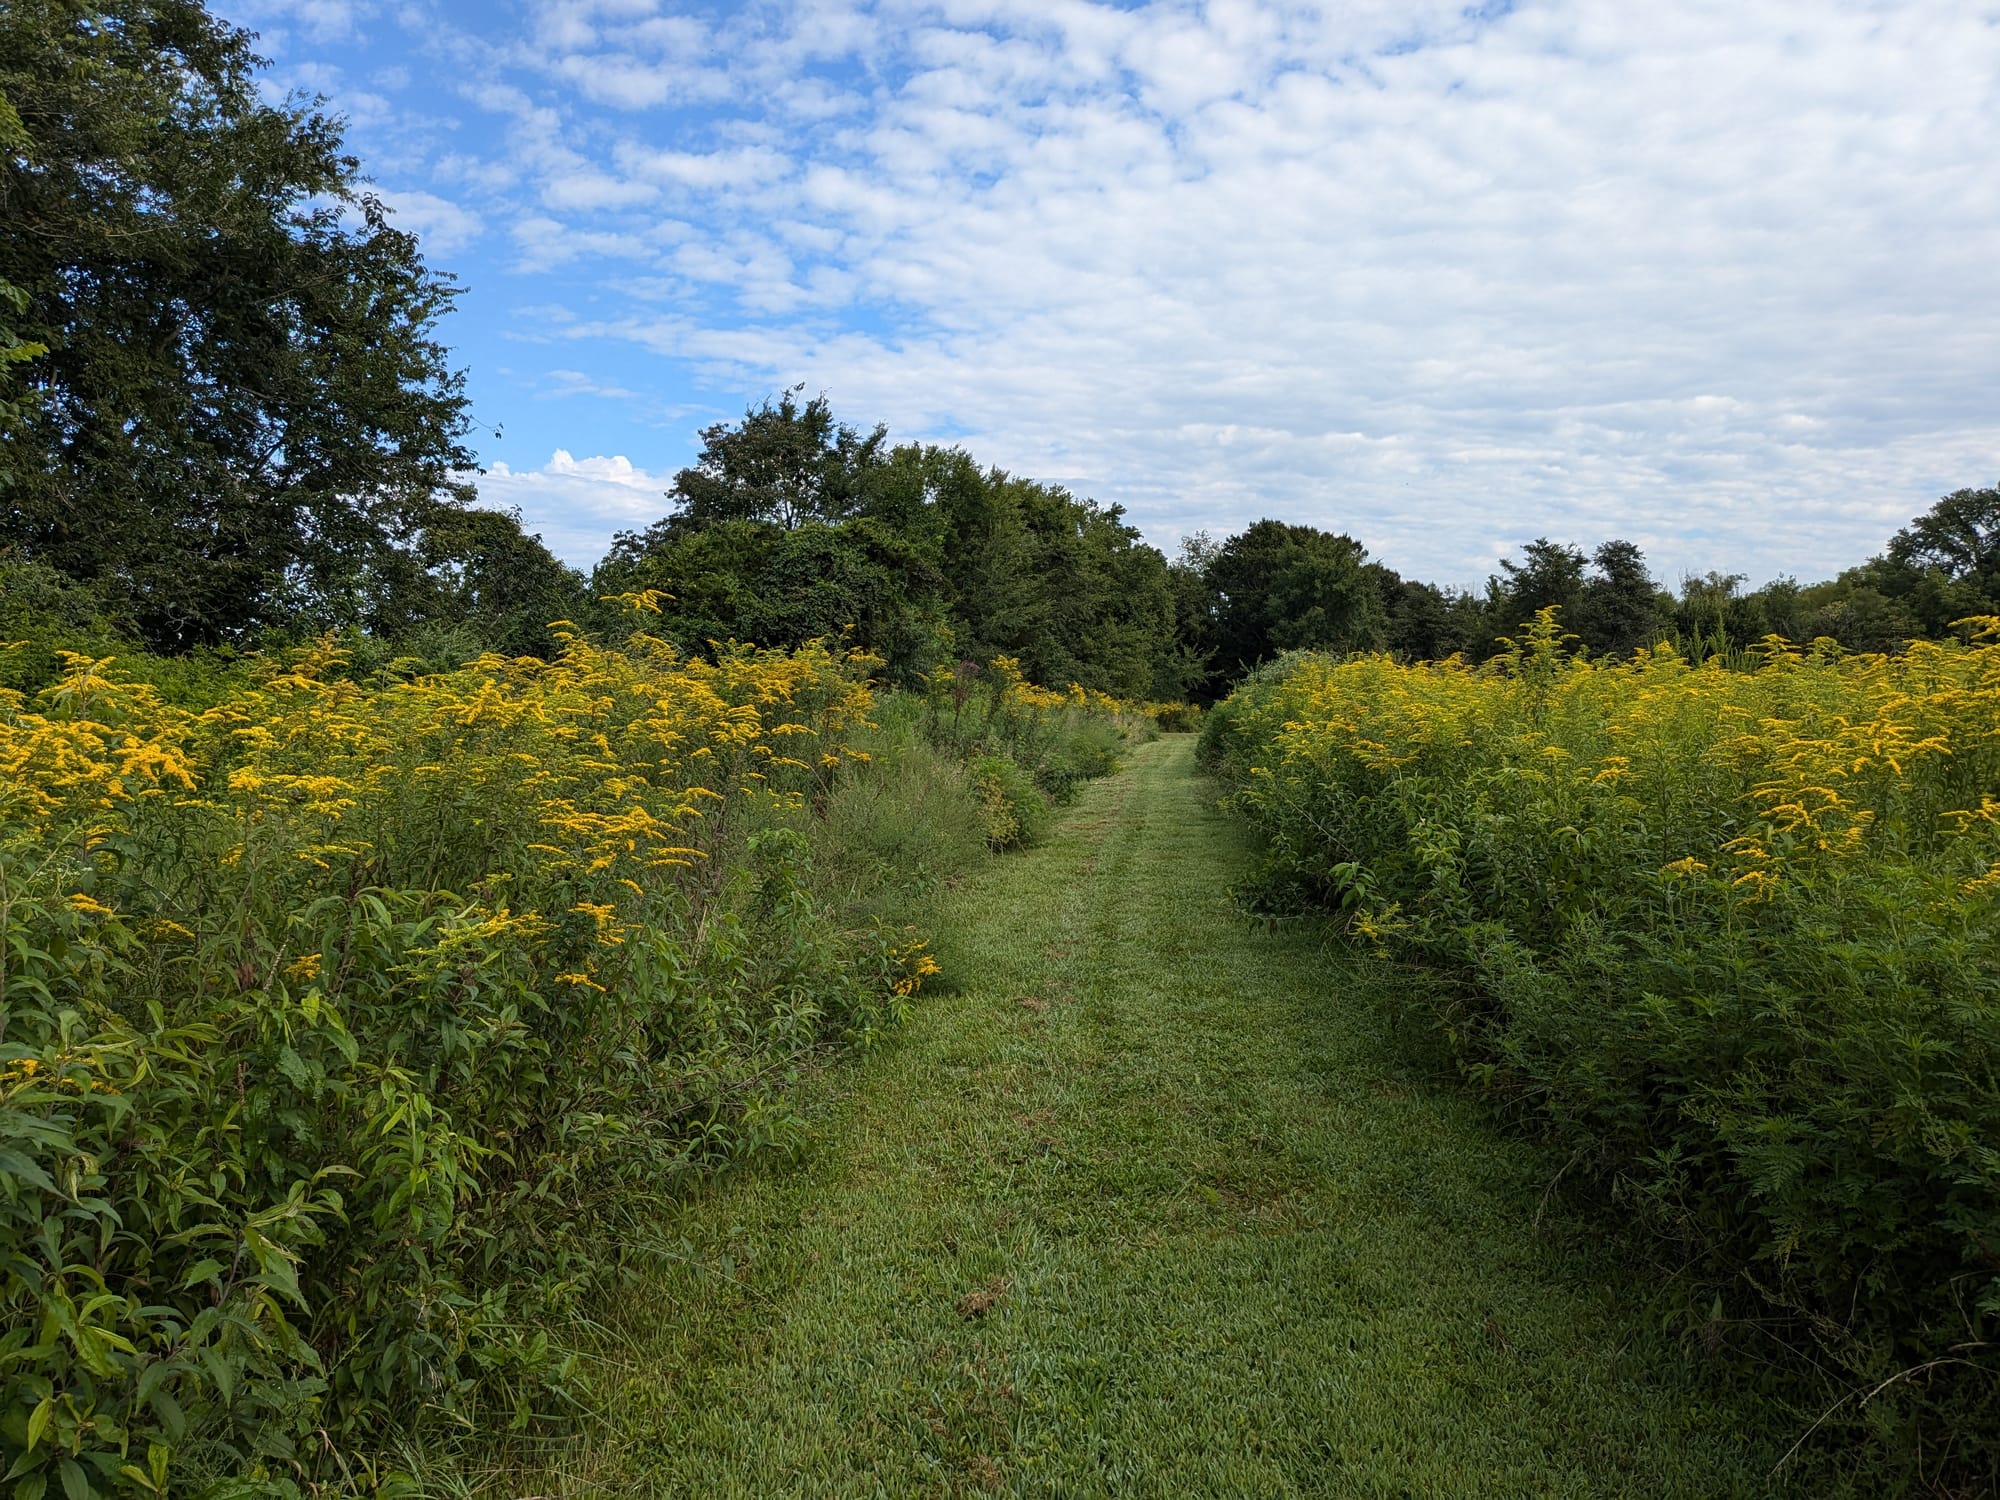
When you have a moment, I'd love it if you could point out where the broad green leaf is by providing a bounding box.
[25,1397,52,1453]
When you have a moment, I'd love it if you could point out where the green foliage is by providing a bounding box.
[0,558,254,706]
[1180,520,1387,695]
[367,506,589,661]
[0,632,938,1493]
[602,399,1188,699]
[891,654,1151,848]
[0,0,477,649]
[665,385,888,532]
[0,276,45,493]
[1181,492,2000,698]
[481,738,1802,1498]
[1206,618,2000,1483]
[1495,536,1588,621]
[597,518,952,684]
[969,753,1050,850]
[809,702,992,916]
[1888,486,2000,596]
[1174,525,1664,695]
[1641,491,2000,661]
[1575,539,1666,654]
[1035,717,1127,806]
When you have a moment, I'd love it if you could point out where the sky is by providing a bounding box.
[216,0,2000,590]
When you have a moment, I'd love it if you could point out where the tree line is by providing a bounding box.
[1171,494,2000,701]
[3,0,1997,701]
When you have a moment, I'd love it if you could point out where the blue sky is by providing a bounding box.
[219,0,2000,588]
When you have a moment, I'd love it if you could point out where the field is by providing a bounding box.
[9,603,2000,1492]
[8,4,2000,1489]
[466,738,1806,1499]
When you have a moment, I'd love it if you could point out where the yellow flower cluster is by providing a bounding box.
[889,938,943,998]
[1239,612,2000,908]
[0,625,881,958]
[0,651,197,830]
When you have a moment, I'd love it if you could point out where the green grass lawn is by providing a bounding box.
[471,736,1818,1497]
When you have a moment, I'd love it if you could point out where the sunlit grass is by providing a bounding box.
[467,739,1807,1498]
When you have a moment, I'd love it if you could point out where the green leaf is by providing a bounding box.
[56,1460,88,1500]
[70,1328,122,1380]
[0,1150,55,1195]
[179,1258,225,1290]
[24,1397,51,1454]
[240,1227,303,1308]
[15,1475,47,1500]
[148,1388,186,1443]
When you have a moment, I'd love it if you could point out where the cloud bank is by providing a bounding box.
[229,0,2000,584]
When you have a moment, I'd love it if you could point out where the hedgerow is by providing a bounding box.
[1202,612,2000,1480]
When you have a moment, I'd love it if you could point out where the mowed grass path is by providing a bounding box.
[512,737,1800,1498]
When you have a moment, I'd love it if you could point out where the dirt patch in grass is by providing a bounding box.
[956,1276,1012,1320]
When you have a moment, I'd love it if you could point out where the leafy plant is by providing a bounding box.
[1205,609,2000,1481]
[970,754,1050,851]
[0,621,938,1492]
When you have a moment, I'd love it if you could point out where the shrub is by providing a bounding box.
[1035,718,1126,806]
[1206,611,2000,1479]
[970,753,1052,850]
[0,619,937,1493]
[914,654,1140,813]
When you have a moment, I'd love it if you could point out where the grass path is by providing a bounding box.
[513,737,1796,1497]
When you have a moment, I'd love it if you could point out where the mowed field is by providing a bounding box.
[494,738,1806,1498]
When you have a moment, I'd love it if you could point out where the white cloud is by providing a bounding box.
[540,369,643,400]
[508,214,651,270]
[227,0,378,44]
[478,450,671,564]
[615,143,793,190]
[280,0,2000,585]
[540,170,658,211]
[375,188,484,253]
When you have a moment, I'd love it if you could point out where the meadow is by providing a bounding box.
[7,8,2000,1486]
[1200,610,2000,1485]
[0,603,1161,1496]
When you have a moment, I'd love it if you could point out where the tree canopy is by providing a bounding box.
[664,386,890,534]
[599,395,1187,700]
[0,0,513,647]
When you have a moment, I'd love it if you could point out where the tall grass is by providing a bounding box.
[912,655,1163,847]
[1201,611,2000,1483]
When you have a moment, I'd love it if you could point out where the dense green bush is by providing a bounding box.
[1204,615,2000,1482]
[811,711,992,911]
[911,652,1152,839]
[969,753,1053,851]
[1034,718,1128,806]
[0,628,937,1495]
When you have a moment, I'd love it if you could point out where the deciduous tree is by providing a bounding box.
[0,0,475,647]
